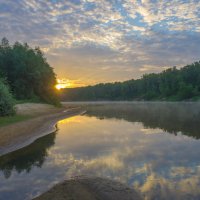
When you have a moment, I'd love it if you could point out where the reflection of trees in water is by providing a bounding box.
[0,131,56,179]
[85,103,200,139]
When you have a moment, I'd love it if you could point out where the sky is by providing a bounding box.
[0,0,200,87]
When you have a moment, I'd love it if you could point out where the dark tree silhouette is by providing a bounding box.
[61,62,200,101]
[0,38,59,105]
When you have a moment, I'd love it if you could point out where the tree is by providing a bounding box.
[60,61,200,101]
[0,38,59,105]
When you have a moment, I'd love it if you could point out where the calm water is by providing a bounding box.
[1,103,200,200]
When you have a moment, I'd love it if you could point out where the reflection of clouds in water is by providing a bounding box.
[1,106,200,200]
[45,115,200,199]
[48,147,200,199]
[140,128,163,135]
[138,172,200,200]
[170,166,194,178]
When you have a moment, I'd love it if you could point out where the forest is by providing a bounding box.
[0,38,59,116]
[1,36,200,117]
[61,62,200,101]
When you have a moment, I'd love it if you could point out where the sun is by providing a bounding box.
[55,79,72,90]
[55,84,62,90]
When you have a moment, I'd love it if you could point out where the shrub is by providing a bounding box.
[0,79,15,116]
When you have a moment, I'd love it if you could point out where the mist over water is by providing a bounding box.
[84,102,200,139]
[0,102,200,200]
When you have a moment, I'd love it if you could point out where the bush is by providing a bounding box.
[0,79,15,116]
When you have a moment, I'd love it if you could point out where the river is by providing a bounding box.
[0,102,200,200]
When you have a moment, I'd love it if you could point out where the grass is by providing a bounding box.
[15,99,62,107]
[15,98,42,104]
[0,115,32,127]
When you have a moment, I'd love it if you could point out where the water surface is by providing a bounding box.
[0,103,200,200]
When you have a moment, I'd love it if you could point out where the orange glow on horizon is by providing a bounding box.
[55,78,85,90]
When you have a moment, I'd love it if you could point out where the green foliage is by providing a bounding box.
[0,79,15,116]
[0,38,59,105]
[0,115,31,127]
[61,62,200,101]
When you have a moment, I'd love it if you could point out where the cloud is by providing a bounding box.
[45,115,200,199]
[0,0,199,83]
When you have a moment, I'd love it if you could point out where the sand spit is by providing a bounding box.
[0,103,83,156]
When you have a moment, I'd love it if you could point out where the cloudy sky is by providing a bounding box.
[0,0,200,86]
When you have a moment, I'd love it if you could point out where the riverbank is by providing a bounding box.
[0,103,61,127]
[0,103,84,156]
[33,176,142,200]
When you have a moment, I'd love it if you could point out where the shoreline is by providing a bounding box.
[62,100,200,105]
[0,105,84,156]
[1,101,199,158]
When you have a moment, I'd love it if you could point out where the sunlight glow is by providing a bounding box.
[55,78,86,89]
[55,79,72,90]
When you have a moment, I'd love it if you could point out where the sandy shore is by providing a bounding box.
[33,176,142,200]
[0,103,84,156]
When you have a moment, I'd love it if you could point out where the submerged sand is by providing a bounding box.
[33,176,142,200]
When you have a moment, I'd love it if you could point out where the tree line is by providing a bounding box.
[61,62,200,101]
[0,38,59,116]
